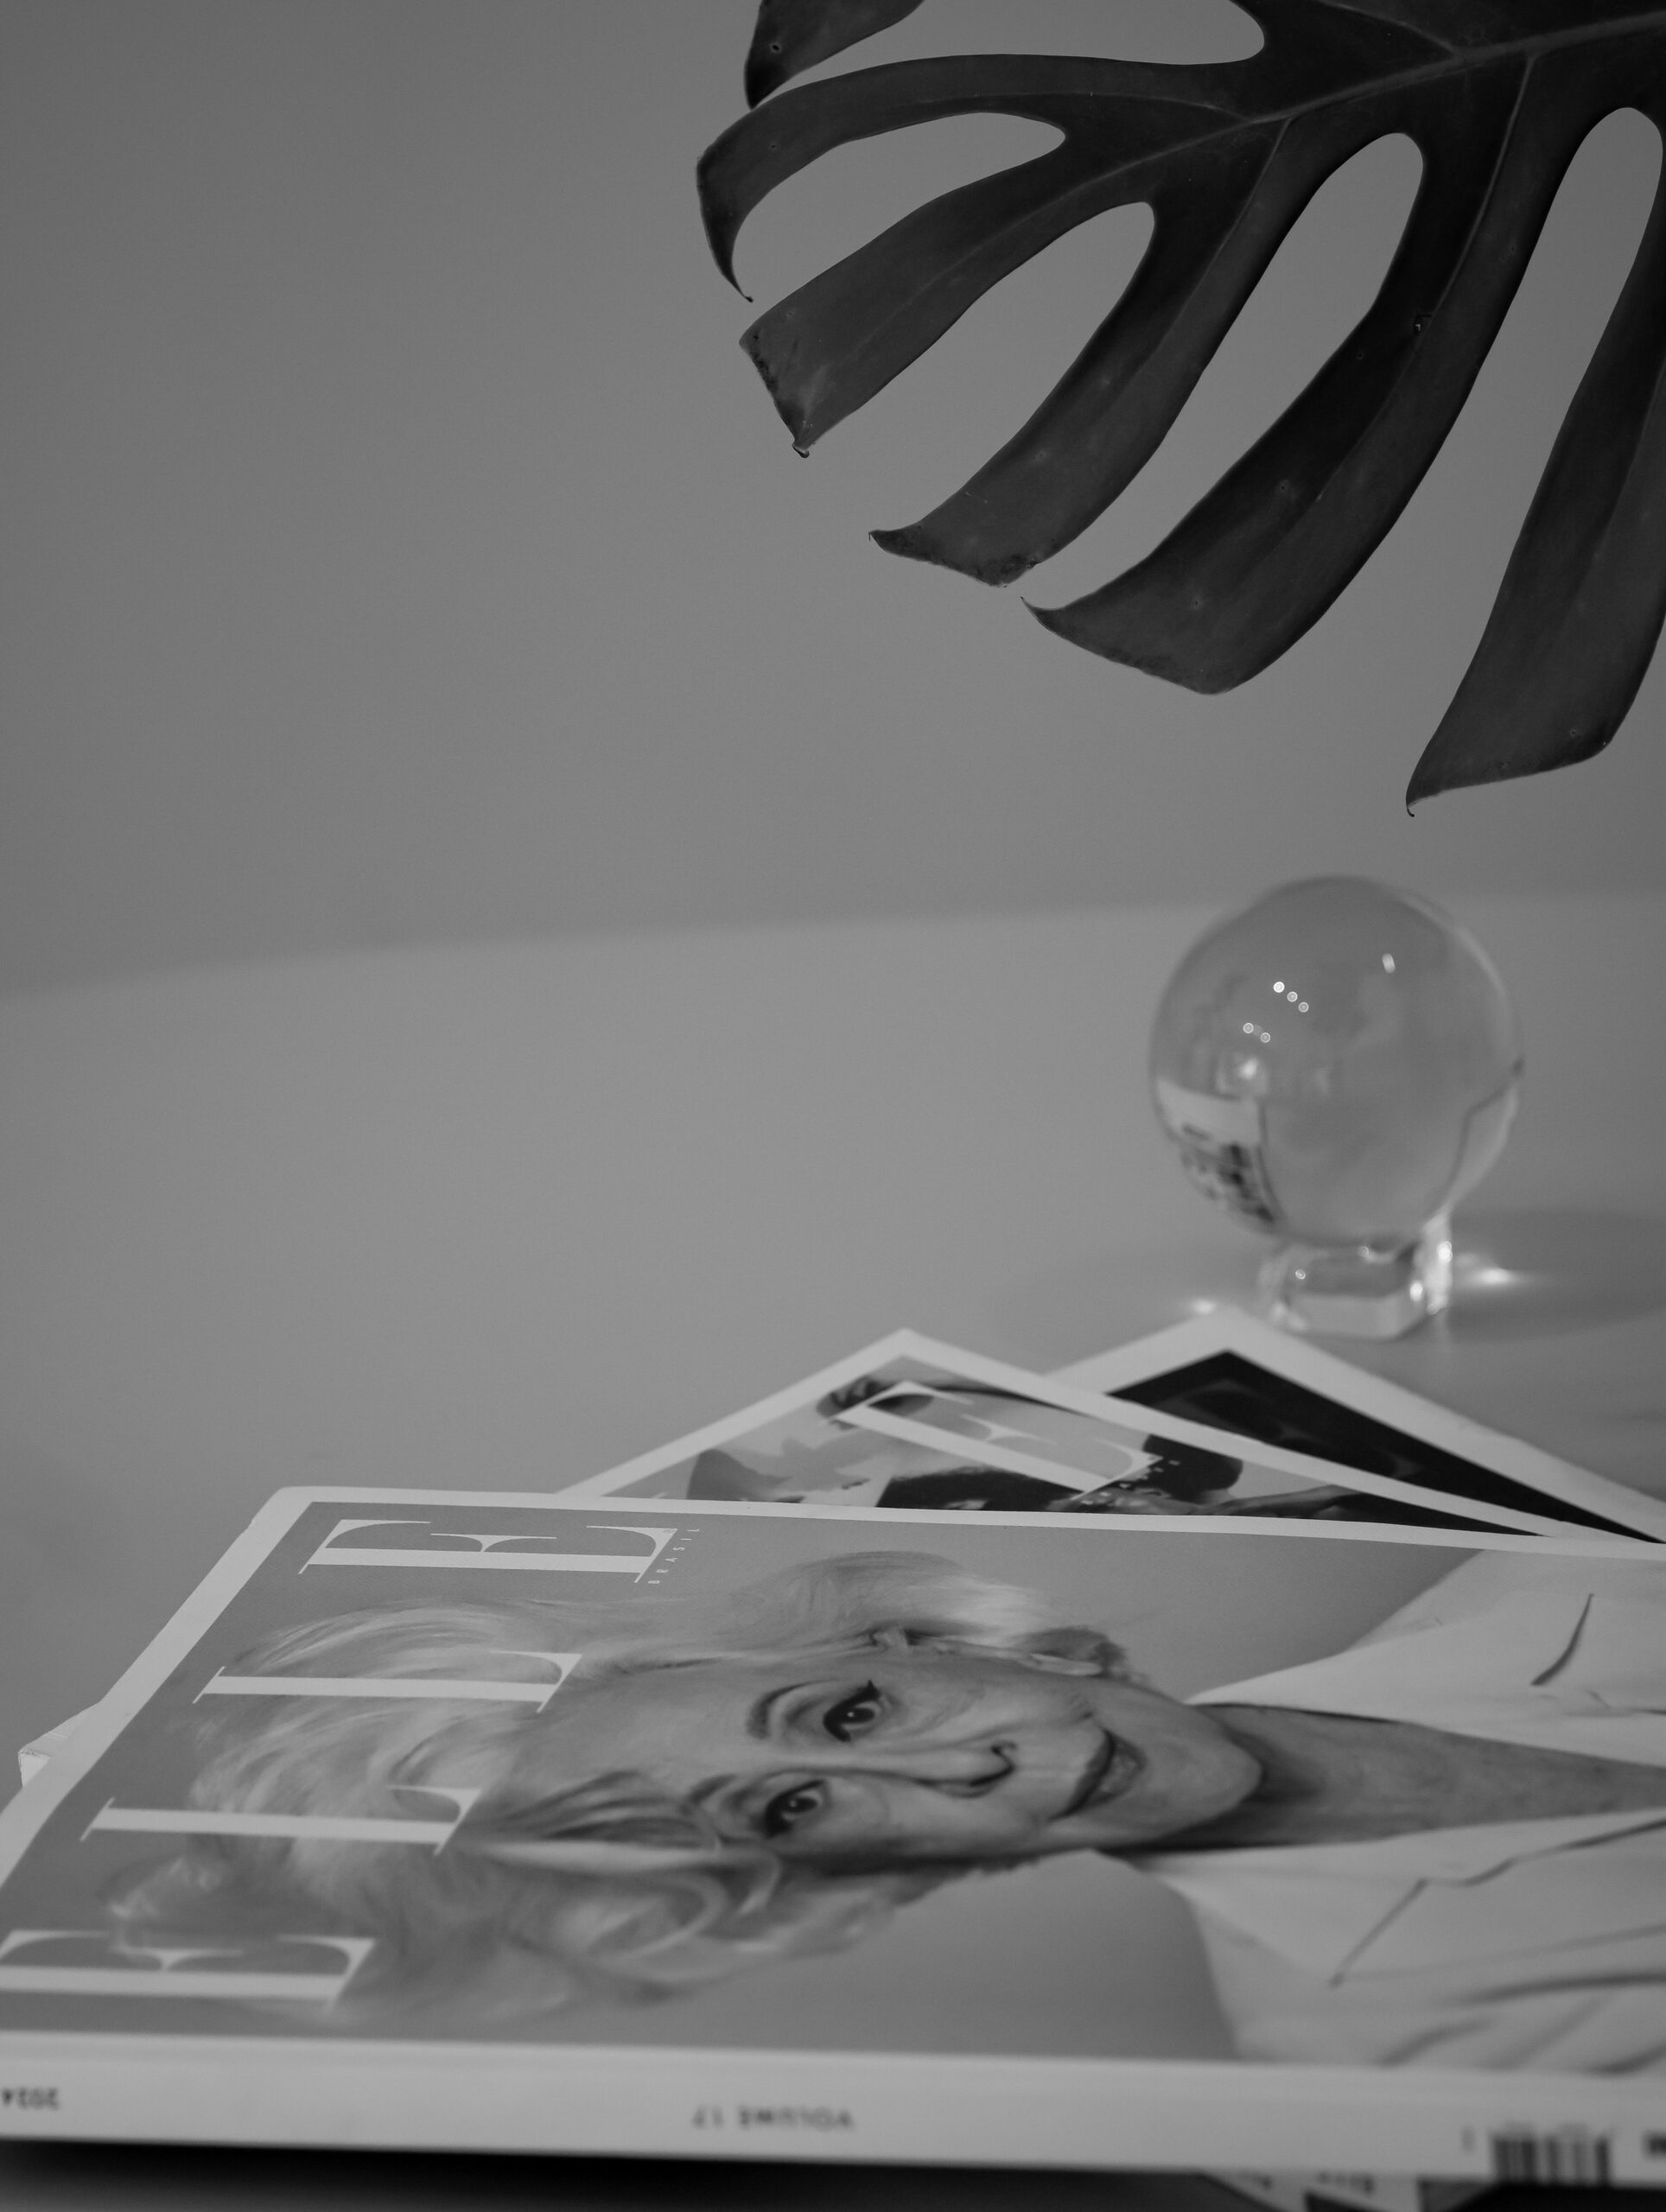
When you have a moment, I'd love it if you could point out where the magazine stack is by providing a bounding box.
[4,1315,1664,2192]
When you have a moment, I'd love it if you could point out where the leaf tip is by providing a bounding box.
[1405,743,1518,807]
[877,521,1033,586]
[740,326,818,448]
[743,46,789,109]
[742,0,928,105]
[871,524,937,567]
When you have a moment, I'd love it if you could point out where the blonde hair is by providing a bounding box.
[106,1553,1125,2031]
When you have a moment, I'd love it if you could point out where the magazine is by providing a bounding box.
[554,1330,1661,1545]
[1,1483,1663,2177]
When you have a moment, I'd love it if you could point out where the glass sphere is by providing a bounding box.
[1149,878,1523,1336]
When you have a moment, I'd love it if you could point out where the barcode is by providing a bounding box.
[1490,2126,1611,2184]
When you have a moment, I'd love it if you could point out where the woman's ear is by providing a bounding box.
[1021,1627,1129,1677]
[1004,1647,1104,1677]
[867,1625,916,1653]
[875,1627,1117,1678]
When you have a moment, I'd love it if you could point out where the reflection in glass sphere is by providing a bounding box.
[1149,878,1523,1338]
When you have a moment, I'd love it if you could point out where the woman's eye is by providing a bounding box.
[823,1682,884,1742]
[761,1781,826,1838]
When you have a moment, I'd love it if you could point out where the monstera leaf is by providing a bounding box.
[699,2,1666,800]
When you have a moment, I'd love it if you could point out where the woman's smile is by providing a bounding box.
[1065,1727,1141,1816]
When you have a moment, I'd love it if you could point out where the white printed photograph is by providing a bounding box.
[558,1331,1656,1545]
[1055,1310,1666,1544]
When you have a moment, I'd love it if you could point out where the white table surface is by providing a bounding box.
[3,890,1663,2209]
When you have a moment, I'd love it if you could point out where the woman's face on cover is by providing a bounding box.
[537,1645,1260,1862]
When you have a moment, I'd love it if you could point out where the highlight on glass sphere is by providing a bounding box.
[1148,877,1523,1339]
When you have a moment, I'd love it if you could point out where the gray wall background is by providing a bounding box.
[4,0,1663,995]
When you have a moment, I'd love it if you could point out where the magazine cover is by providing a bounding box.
[556,1331,1659,1546]
[1,1488,1663,2177]
[1056,1311,1666,1544]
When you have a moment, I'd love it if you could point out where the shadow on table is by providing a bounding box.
[0,2145,1641,2212]
[1447,1207,1666,1340]
[0,2144,1237,2212]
